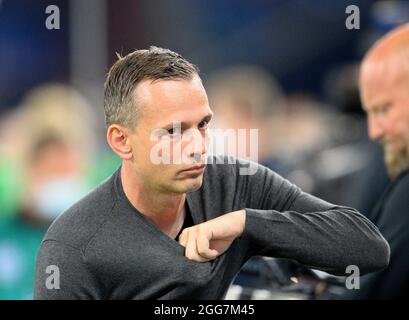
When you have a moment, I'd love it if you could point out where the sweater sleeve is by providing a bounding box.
[34,240,102,300]
[237,159,390,276]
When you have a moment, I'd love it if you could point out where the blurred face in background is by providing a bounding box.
[360,51,409,179]
[125,75,212,194]
[205,66,285,163]
[25,137,87,223]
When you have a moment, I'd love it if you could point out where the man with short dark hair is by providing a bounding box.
[34,46,389,299]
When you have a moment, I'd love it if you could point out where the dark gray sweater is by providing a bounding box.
[34,156,390,299]
[343,169,409,299]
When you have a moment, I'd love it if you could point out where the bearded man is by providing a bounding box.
[345,23,409,299]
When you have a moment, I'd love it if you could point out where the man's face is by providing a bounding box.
[27,140,87,222]
[360,56,409,178]
[127,75,213,193]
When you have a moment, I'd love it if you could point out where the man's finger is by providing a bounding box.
[186,229,199,260]
[186,229,209,262]
[197,229,218,260]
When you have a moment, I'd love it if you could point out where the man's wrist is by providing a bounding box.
[231,209,246,237]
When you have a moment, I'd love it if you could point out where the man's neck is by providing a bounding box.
[120,163,186,238]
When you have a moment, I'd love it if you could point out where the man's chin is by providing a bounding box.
[183,177,204,193]
[164,176,203,194]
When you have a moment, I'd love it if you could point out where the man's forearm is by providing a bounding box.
[241,207,390,276]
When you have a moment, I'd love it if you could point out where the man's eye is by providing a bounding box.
[167,127,181,136]
[376,104,391,115]
[198,120,209,130]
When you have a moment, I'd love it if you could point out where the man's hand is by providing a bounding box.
[178,209,246,262]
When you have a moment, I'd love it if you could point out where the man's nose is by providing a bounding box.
[368,116,384,141]
[185,129,207,160]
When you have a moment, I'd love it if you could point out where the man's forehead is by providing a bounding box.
[133,75,211,124]
[361,54,409,99]
[134,75,204,100]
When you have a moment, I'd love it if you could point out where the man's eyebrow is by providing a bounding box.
[378,102,391,109]
[366,102,391,112]
[162,113,213,129]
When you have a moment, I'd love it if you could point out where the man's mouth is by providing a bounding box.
[180,164,206,174]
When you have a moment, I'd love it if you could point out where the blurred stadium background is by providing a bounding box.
[0,0,408,299]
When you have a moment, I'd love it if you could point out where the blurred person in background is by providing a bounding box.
[206,65,288,174]
[0,85,95,299]
[206,66,292,296]
[206,67,334,298]
[343,23,409,299]
[0,115,23,219]
[322,63,390,220]
[206,68,335,193]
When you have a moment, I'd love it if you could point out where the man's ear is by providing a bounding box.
[106,124,133,160]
